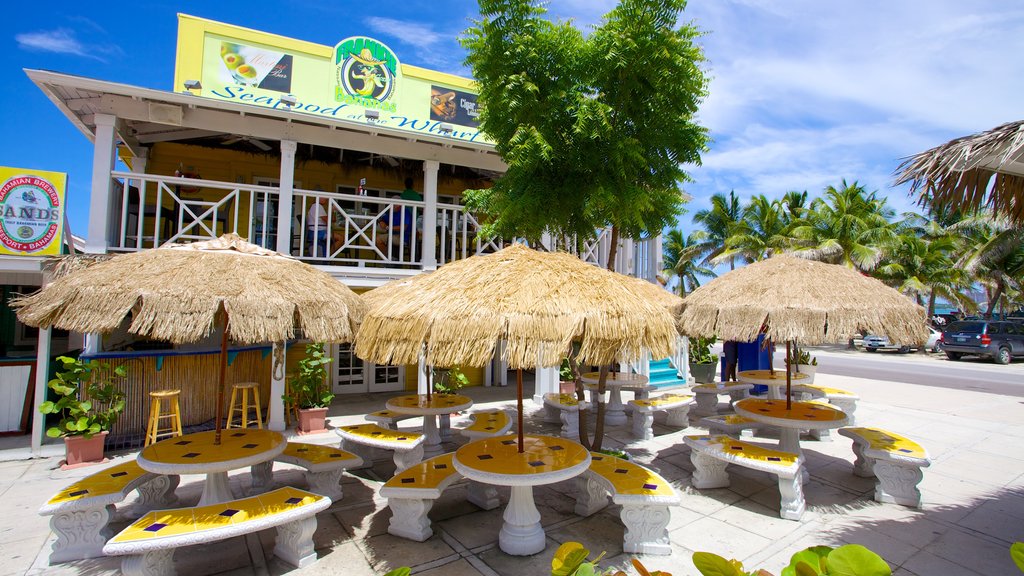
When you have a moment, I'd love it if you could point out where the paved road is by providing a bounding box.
[788,346,1024,397]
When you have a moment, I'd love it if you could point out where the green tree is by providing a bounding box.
[461,0,710,270]
[693,190,743,270]
[780,190,809,226]
[957,217,1024,316]
[720,194,792,263]
[790,180,895,271]
[896,208,975,318]
[662,228,716,296]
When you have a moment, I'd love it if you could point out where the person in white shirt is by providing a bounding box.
[307,197,328,257]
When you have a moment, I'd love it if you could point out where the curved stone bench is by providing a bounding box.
[573,452,679,555]
[250,442,363,501]
[838,427,930,508]
[103,486,328,575]
[458,409,514,440]
[685,434,804,520]
[38,460,179,563]
[699,414,767,438]
[365,409,419,429]
[336,424,425,472]
[627,393,695,440]
[542,393,590,440]
[795,385,860,431]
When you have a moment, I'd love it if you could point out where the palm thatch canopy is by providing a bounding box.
[355,244,677,370]
[620,275,684,317]
[13,233,365,344]
[894,120,1024,225]
[678,255,928,345]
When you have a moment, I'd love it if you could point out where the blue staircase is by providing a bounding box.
[647,357,688,389]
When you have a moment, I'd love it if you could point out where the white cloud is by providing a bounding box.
[365,17,444,50]
[15,27,121,62]
[363,16,468,75]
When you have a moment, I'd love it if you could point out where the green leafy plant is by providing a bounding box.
[433,365,469,394]
[1012,542,1024,573]
[689,336,717,365]
[597,448,630,460]
[552,541,669,576]
[382,569,411,576]
[40,355,127,439]
[693,544,890,576]
[560,357,575,381]
[791,347,817,366]
[287,343,334,409]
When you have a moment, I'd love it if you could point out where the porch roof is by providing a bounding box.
[24,69,506,173]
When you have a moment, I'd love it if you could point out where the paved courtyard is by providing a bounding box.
[2,367,1023,576]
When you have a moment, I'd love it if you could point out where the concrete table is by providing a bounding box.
[581,372,650,426]
[386,393,473,454]
[737,369,812,400]
[733,398,848,481]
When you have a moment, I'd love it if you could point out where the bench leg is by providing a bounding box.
[632,410,654,441]
[560,409,580,440]
[121,549,175,576]
[48,504,115,563]
[394,445,425,472]
[274,516,319,568]
[665,406,690,427]
[439,414,452,441]
[543,403,562,424]
[250,461,275,494]
[129,474,181,518]
[620,504,672,555]
[693,393,718,416]
[467,481,500,510]
[873,461,924,508]
[574,474,609,516]
[728,389,750,403]
[690,452,730,489]
[809,428,832,442]
[305,468,344,501]
[387,498,434,541]
[338,440,373,470]
[832,398,857,425]
[777,473,805,520]
[850,443,875,477]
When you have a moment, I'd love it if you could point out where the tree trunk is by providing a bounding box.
[606,226,620,272]
[985,279,1004,317]
[927,289,937,320]
[570,357,591,451]
[592,365,609,452]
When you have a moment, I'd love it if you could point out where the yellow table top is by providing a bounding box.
[140,429,285,467]
[454,435,589,477]
[338,423,423,445]
[631,393,693,408]
[384,453,459,490]
[738,369,809,381]
[386,393,473,415]
[734,398,847,423]
[545,392,584,406]
[844,427,927,459]
[580,372,650,386]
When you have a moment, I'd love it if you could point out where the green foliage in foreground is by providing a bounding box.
[40,355,127,439]
[693,545,890,576]
[287,343,334,409]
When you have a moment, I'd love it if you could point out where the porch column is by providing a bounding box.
[650,235,662,282]
[534,351,557,405]
[275,140,297,255]
[86,114,117,254]
[421,160,439,271]
[417,349,429,394]
[267,342,287,431]
[31,327,51,457]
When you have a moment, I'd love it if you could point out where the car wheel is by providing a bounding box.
[865,348,877,352]
[945,351,962,361]
[995,346,1011,365]
[897,346,910,354]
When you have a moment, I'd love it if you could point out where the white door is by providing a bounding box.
[332,343,366,394]
[368,363,404,393]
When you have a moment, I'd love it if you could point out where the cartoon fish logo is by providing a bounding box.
[22,190,37,204]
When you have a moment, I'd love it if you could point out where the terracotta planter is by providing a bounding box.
[296,407,329,435]
[689,362,717,384]
[63,431,108,469]
[559,380,576,394]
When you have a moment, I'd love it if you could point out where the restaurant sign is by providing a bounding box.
[0,166,66,256]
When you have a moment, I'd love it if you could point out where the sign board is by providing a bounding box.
[0,166,66,256]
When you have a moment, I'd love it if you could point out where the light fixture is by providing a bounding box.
[364,109,380,122]
[182,80,201,94]
[439,123,454,135]
[280,94,298,108]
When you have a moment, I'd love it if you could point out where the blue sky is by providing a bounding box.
[5,1,1024,240]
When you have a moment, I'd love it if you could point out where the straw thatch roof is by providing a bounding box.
[620,275,684,317]
[355,244,678,369]
[13,234,365,344]
[677,255,928,345]
[894,120,1024,225]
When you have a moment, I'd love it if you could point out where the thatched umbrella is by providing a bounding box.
[13,233,366,444]
[355,243,678,452]
[894,120,1024,225]
[678,255,928,406]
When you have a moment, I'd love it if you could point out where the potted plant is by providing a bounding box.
[432,365,469,395]
[559,358,576,394]
[790,347,818,382]
[688,336,718,384]
[39,355,127,469]
[286,343,333,435]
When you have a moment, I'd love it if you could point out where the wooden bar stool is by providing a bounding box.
[145,389,183,446]
[226,382,263,429]
[283,373,300,427]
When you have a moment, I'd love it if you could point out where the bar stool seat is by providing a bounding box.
[227,382,263,429]
[145,389,183,446]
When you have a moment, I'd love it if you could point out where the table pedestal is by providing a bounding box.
[604,388,628,426]
[199,472,235,506]
[422,416,443,456]
[499,486,545,556]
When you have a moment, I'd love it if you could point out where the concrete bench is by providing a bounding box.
[380,452,500,541]
[38,460,179,563]
[838,427,930,508]
[627,393,695,440]
[542,393,591,440]
[699,414,767,438]
[795,385,860,430]
[103,486,328,575]
[365,409,419,429]
[690,382,754,416]
[685,434,805,521]
[250,442,363,501]
[573,452,679,555]
[336,423,425,472]
[458,409,514,440]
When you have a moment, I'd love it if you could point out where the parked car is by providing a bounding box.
[939,320,1024,364]
[862,327,941,353]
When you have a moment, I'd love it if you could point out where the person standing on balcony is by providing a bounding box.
[400,177,422,201]
[307,196,328,257]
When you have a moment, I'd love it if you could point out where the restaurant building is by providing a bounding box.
[7,15,667,446]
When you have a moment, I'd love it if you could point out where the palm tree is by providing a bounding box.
[661,228,716,296]
[875,231,965,311]
[780,190,809,226]
[790,180,895,271]
[957,217,1024,316]
[719,194,792,263]
[898,208,975,318]
[693,190,742,270]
